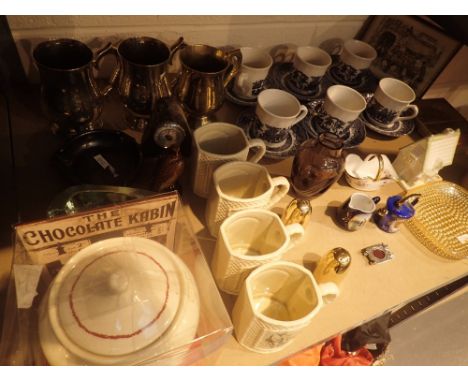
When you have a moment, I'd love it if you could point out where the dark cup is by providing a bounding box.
[116,36,184,125]
[33,38,118,137]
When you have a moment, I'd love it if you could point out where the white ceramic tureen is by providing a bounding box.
[38,237,200,365]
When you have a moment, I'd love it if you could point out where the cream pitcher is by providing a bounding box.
[175,44,242,127]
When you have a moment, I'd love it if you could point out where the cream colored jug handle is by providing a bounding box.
[268,177,290,208]
[285,223,305,242]
[318,282,340,304]
[247,138,267,163]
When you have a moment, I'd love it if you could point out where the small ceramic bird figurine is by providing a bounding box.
[281,199,312,227]
[152,148,185,193]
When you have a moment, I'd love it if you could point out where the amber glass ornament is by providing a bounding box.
[291,132,345,198]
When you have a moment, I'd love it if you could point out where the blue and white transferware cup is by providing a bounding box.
[332,39,377,85]
[286,46,332,95]
[315,85,366,139]
[255,89,308,147]
[364,77,419,128]
[233,47,273,99]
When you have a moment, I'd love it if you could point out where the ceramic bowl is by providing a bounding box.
[38,237,200,365]
[344,153,394,191]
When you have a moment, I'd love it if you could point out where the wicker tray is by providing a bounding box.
[405,181,468,260]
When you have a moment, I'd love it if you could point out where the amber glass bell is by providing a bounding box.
[291,132,345,198]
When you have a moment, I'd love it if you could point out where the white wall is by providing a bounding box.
[423,46,468,119]
[7,15,366,79]
[7,15,468,119]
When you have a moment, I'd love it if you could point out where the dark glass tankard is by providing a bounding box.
[33,38,118,137]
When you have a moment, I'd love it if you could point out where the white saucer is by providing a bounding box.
[361,112,415,137]
[225,82,258,107]
[236,111,298,160]
[268,63,326,102]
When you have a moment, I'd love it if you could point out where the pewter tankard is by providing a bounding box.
[115,36,184,130]
[33,38,118,137]
[175,44,242,127]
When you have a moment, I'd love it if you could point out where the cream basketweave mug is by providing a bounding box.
[191,123,266,198]
[211,209,304,295]
[232,261,339,353]
[205,161,290,237]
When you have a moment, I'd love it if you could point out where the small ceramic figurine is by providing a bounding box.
[281,199,312,227]
[375,194,420,233]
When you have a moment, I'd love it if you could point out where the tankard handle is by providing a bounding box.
[167,37,187,91]
[93,42,120,97]
[223,49,242,88]
[169,36,186,61]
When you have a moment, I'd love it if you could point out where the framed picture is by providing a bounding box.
[356,16,463,98]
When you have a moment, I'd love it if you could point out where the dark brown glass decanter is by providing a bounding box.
[291,132,345,198]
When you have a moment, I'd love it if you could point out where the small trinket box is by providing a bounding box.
[361,243,394,265]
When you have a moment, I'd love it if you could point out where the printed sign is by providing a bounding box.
[15,192,179,264]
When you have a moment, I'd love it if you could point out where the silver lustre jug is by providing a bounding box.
[114,36,185,130]
[175,44,242,127]
[33,38,118,137]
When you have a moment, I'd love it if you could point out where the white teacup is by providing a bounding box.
[233,47,273,99]
[364,77,419,128]
[232,261,339,353]
[286,46,332,95]
[332,39,377,85]
[255,89,308,147]
[211,209,304,295]
[315,84,367,139]
[191,123,266,198]
[205,161,290,237]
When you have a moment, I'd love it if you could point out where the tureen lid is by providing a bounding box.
[48,237,181,357]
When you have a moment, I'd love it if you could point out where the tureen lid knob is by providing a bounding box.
[108,271,129,294]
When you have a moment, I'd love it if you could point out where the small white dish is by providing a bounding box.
[344,153,396,191]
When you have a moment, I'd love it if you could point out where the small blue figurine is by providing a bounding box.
[375,194,421,233]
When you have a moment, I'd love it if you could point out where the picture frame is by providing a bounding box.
[356,16,463,98]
